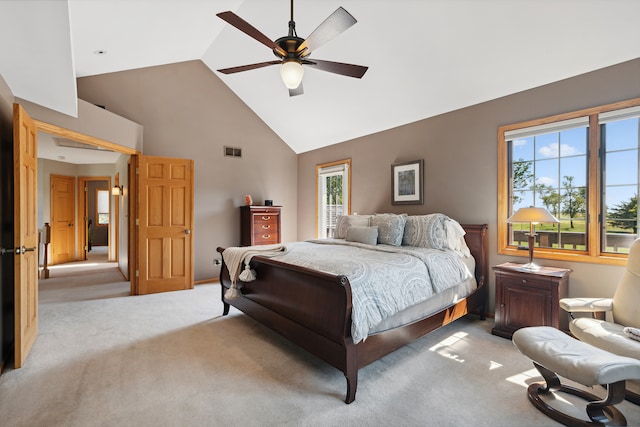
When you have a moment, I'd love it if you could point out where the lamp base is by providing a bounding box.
[521,262,540,271]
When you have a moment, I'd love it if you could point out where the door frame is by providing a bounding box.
[77,176,112,261]
[34,120,139,267]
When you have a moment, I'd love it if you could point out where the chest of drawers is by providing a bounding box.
[240,206,281,246]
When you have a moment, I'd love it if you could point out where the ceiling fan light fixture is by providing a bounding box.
[280,59,304,89]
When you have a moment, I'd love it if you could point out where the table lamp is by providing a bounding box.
[507,206,559,270]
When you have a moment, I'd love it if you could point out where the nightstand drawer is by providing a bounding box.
[498,274,554,290]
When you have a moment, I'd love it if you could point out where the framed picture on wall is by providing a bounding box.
[391,159,424,205]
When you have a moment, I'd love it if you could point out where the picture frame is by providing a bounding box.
[391,159,424,205]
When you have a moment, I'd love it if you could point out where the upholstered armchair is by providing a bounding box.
[560,237,640,402]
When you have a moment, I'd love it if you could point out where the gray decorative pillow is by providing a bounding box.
[371,213,407,246]
[335,215,372,239]
[345,226,378,246]
[402,213,448,249]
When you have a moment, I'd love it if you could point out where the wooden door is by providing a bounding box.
[113,173,119,263]
[50,174,75,264]
[136,155,194,294]
[13,103,38,368]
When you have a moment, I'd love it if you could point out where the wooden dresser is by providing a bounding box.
[240,205,281,246]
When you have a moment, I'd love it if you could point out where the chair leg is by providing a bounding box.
[527,363,628,426]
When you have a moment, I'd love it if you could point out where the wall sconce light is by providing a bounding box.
[112,185,123,196]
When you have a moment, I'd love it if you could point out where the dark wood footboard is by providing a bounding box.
[217,223,488,403]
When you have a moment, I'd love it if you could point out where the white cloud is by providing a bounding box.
[512,138,528,147]
[539,143,581,157]
[536,176,555,186]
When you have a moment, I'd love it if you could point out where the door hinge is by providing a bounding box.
[135,270,139,277]
[84,245,88,251]
[135,218,139,226]
[136,167,139,174]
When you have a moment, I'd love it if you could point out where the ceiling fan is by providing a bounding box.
[216,0,368,96]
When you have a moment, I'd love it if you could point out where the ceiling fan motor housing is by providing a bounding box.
[274,36,306,60]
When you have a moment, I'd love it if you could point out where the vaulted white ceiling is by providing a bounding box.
[2,0,640,156]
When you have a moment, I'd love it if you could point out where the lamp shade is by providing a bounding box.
[280,60,304,89]
[507,207,559,224]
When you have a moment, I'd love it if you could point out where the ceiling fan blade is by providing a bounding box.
[303,59,368,79]
[217,11,286,57]
[296,7,357,57]
[217,60,280,74]
[289,83,304,97]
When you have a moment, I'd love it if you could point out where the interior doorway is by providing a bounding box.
[78,176,111,263]
[34,119,137,283]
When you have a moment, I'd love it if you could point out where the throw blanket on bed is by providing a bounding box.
[274,240,474,343]
[222,244,288,299]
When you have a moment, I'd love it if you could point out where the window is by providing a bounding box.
[317,159,351,238]
[96,188,109,225]
[498,98,640,266]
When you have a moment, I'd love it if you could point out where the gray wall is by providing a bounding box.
[77,60,298,281]
[298,57,640,312]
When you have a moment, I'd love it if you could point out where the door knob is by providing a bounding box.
[185,229,191,235]
[0,246,36,255]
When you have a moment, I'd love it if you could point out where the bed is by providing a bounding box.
[217,214,488,403]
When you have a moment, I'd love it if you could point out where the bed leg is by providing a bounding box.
[220,284,230,316]
[344,370,357,404]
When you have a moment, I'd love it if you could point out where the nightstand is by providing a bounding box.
[491,262,570,339]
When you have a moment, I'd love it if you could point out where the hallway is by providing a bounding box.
[39,246,129,303]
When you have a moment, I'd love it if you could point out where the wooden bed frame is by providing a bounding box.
[217,224,488,403]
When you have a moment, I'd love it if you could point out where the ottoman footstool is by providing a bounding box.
[512,326,640,426]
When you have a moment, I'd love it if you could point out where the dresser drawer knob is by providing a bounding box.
[261,216,271,220]
[262,234,271,239]
[262,225,271,229]
[522,279,527,284]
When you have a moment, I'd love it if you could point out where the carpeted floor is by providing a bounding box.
[1,258,639,426]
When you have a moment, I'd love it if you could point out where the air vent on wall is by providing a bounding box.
[224,146,242,158]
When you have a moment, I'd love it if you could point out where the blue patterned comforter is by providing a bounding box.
[273,240,475,343]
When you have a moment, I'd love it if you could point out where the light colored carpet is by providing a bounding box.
[2,262,640,426]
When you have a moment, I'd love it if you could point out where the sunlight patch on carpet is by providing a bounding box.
[507,367,540,388]
[428,331,468,363]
